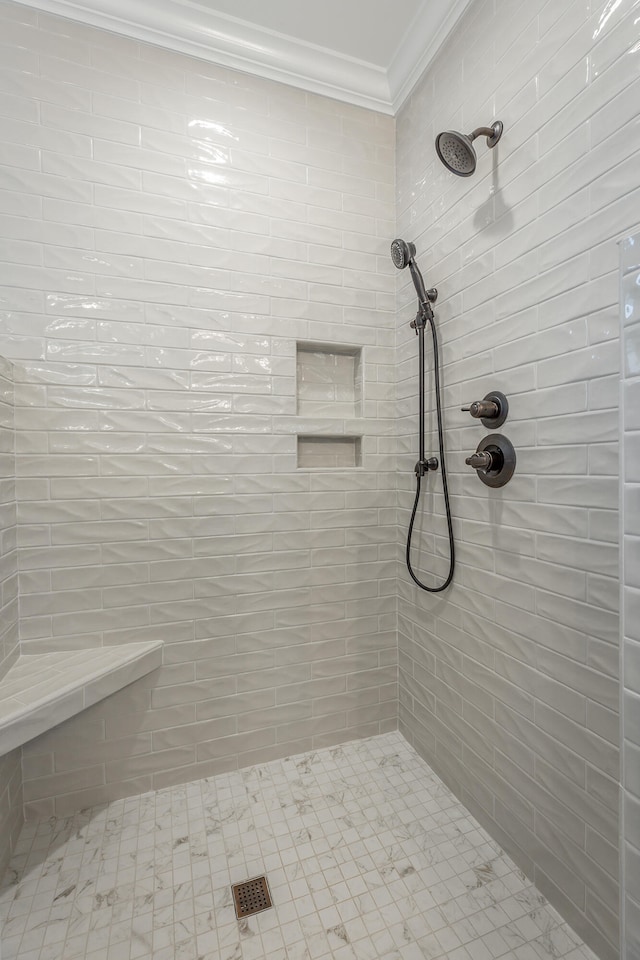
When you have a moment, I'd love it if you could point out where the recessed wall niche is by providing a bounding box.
[297,436,362,469]
[296,342,362,417]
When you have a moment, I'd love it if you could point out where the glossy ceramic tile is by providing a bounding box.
[0,641,163,756]
[0,0,397,830]
[621,232,640,959]
[396,0,634,956]
[0,357,17,680]
[0,0,633,956]
[0,356,20,879]
[0,733,599,960]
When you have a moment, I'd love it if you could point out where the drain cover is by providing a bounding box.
[231,875,272,918]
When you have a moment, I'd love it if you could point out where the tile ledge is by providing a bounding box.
[0,640,163,757]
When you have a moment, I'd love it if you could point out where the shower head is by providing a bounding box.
[435,121,503,177]
[390,239,433,312]
[390,238,416,270]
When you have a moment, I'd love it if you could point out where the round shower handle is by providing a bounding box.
[425,287,438,303]
[465,450,494,470]
[465,434,516,488]
[462,400,499,419]
[461,390,509,428]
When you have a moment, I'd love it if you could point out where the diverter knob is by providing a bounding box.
[465,451,494,470]
[465,434,516,488]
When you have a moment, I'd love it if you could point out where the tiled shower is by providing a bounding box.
[0,0,637,958]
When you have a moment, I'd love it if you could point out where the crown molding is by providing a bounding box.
[389,0,473,111]
[15,0,470,115]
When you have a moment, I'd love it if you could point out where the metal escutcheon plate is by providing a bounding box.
[472,433,516,487]
[480,391,508,428]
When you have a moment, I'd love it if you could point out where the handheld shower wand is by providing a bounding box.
[391,239,455,593]
[390,239,436,321]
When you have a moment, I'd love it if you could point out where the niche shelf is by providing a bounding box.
[296,342,362,418]
[297,435,362,469]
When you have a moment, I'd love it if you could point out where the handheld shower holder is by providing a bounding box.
[410,289,438,331]
[415,457,439,476]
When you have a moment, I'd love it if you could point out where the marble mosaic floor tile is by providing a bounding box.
[0,731,599,960]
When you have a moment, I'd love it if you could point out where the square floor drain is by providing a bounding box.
[231,875,272,918]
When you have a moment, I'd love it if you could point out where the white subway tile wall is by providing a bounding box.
[396,1,638,958]
[621,232,640,960]
[0,355,22,878]
[296,343,362,418]
[0,747,21,882]
[0,356,18,677]
[0,0,399,821]
[0,1,636,958]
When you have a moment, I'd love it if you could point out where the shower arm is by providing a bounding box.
[469,126,495,142]
[469,123,503,147]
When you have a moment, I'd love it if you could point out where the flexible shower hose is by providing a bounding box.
[406,307,455,592]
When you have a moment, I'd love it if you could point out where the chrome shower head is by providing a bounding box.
[435,121,503,177]
[390,238,416,270]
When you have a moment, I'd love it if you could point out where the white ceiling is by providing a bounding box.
[193,0,427,66]
[17,0,472,113]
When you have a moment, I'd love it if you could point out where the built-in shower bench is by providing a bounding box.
[0,640,163,756]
